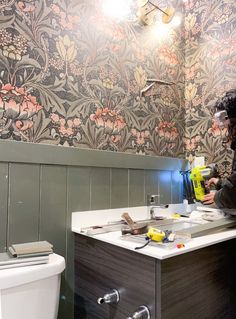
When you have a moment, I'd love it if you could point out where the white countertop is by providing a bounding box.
[72,205,236,260]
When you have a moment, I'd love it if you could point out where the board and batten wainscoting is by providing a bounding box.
[0,140,187,319]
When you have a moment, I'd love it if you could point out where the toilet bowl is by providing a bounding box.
[0,253,65,319]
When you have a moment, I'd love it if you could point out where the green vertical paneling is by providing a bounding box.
[145,170,159,204]
[91,167,110,210]
[159,171,172,204]
[111,168,128,208]
[171,170,183,203]
[8,163,40,245]
[40,165,67,257]
[0,163,8,251]
[67,166,91,213]
[129,169,145,207]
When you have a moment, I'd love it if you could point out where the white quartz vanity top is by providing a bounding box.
[71,205,236,260]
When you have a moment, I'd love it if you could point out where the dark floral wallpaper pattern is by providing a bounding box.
[184,0,236,176]
[0,0,185,156]
[0,0,235,173]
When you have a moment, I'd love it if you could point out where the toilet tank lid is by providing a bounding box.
[0,253,65,289]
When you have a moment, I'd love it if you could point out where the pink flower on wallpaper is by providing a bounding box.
[50,113,81,138]
[208,120,228,137]
[155,122,178,140]
[209,36,236,60]
[185,63,199,80]
[0,83,43,131]
[183,136,201,151]
[51,4,80,30]
[90,107,126,133]
[18,1,35,13]
[157,46,179,65]
[131,129,149,145]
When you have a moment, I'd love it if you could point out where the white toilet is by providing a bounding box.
[0,253,65,319]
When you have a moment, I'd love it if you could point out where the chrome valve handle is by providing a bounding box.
[127,305,151,319]
[97,289,120,305]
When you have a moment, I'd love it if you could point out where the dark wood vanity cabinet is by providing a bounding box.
[74,234,236,319]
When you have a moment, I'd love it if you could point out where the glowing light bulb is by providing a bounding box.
[102,0,132,20]
[152,21,171,39]
[171,15,182,27]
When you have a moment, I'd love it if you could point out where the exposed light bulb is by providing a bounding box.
[102,0,132,20]
[152,21,171,39]
[171,15,182,27]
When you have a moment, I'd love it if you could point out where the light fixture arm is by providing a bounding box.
[148,0,169,16]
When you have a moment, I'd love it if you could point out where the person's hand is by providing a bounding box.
[205,177,219,188]
[202,191,216,205]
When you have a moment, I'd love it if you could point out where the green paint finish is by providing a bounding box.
[0,163,8,252]
[158,171,172,204]
[8,163,40,245]
[129,169,145,207]
[91,167,110,210]
[67,166,91,212]
[171,171,184,203]
[0,140,188,171]
[145,170,159,204]
[40,165,67,257]
[111,168,128,208]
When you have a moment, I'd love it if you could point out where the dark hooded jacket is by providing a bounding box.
[214,151,236,214]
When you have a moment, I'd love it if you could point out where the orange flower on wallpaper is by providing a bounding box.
[214,5,232,25]
[0,83,42,131]
[50,113,81,138]
[51,4,80,30]
[131,129,149,145]
[18,1,35,13]
[90,107,126,133]
[208,120,228,137]
[183,136,201,151]
[157,46,179,65]
[155,122,178,140]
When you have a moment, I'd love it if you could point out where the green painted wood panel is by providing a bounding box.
[8,163,40,245]
[67,166,91,212]
[159,170,172,204]
[40,165,67,257]
[129,169,145,207]
[111,168,128,208]
[0,140,188,171]
[91,167,110,210]
[145,170,159,204]
[171,170,183,203]
[0,163,8,251]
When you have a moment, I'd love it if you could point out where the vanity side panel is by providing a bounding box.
[74,234,156,319]
[160,241,235,319]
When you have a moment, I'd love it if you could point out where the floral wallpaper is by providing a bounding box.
[184,0,236,176]
[1,0,235,170]
[0,0,185,156]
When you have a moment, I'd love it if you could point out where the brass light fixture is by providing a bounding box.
[137,0,175,25]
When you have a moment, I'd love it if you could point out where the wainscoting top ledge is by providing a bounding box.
[0,140,188,170]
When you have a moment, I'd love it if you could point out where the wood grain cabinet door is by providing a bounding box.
[74,234,156,319]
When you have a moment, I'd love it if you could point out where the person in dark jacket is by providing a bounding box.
[203,89,236,213]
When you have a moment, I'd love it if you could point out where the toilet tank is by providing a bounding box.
[0,254,65,319]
